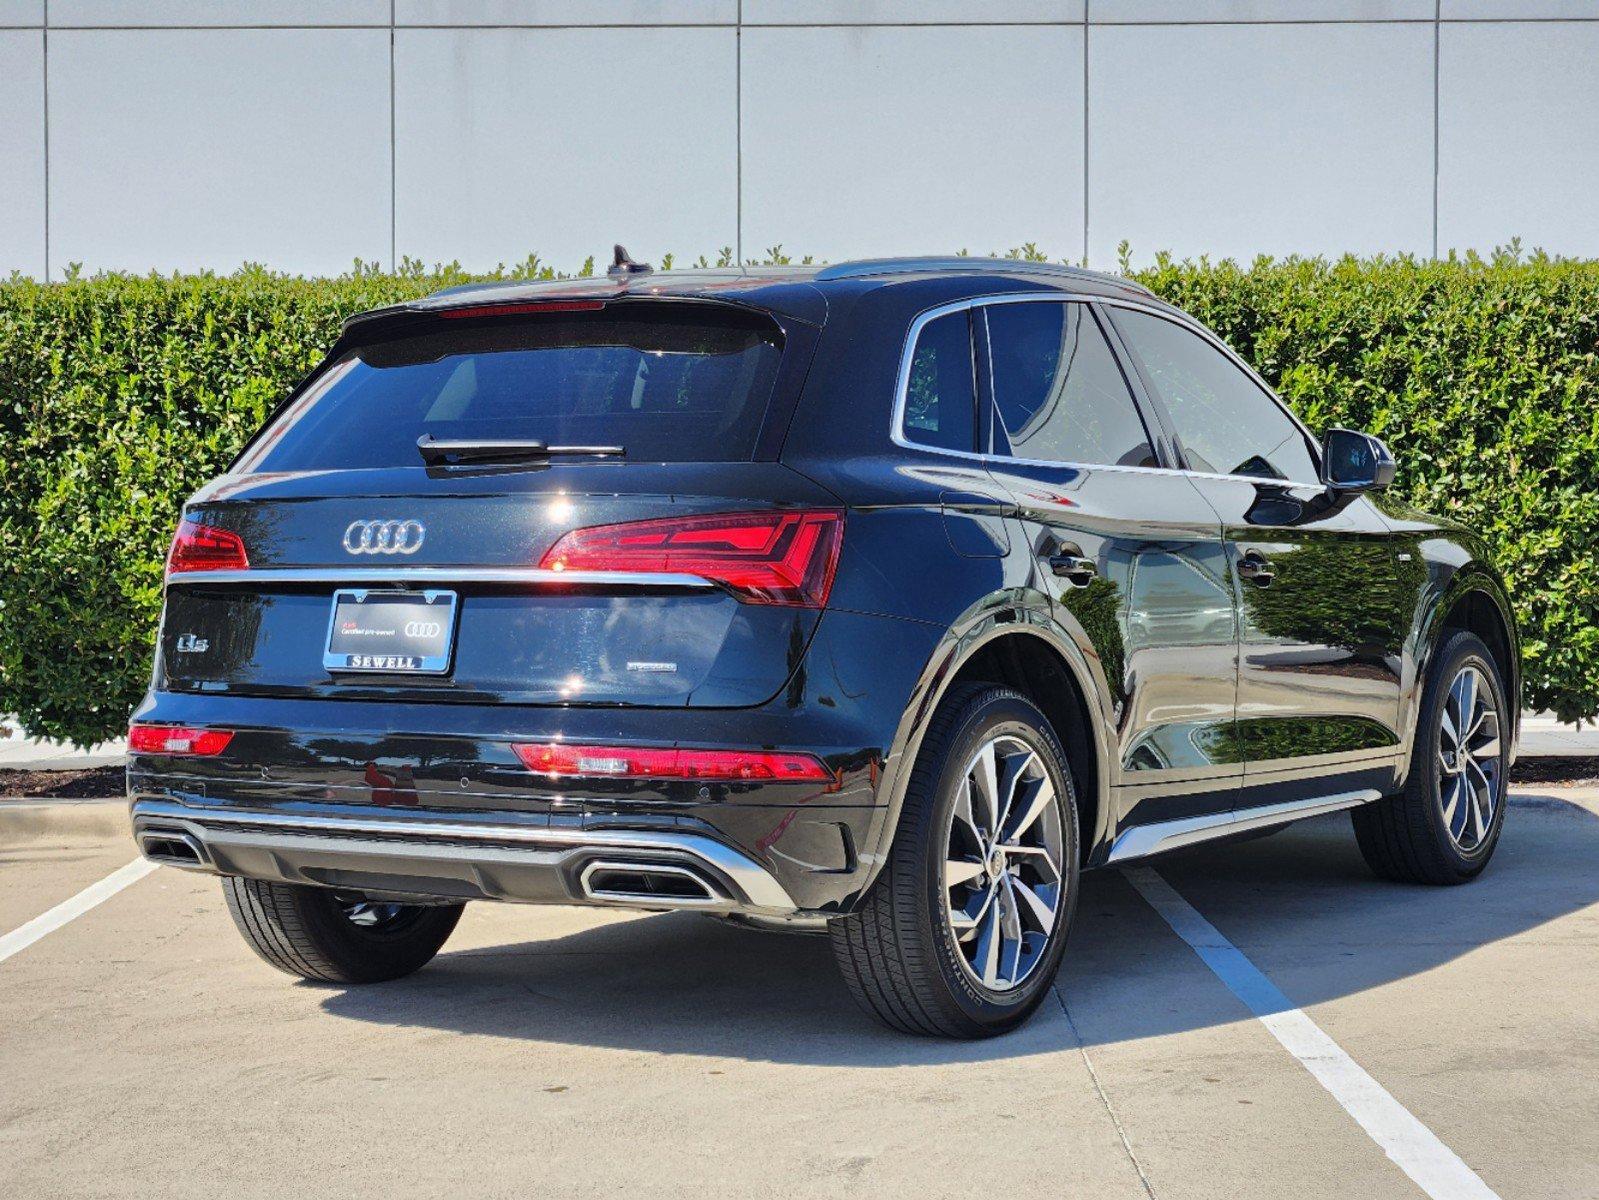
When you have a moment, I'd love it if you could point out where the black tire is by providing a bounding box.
[1352,630,1509,885]
[222,877,464,983]
[829,684,1080,1038]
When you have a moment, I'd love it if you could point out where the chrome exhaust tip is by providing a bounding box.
[136,828,209,870]
[578,860,728,908]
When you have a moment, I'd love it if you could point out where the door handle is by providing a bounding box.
[1237,550,1276,586]
[1047,542,1097,587]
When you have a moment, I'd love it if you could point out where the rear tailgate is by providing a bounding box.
[161,464,839,707]
[157,299,842,709]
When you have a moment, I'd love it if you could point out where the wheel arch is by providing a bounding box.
[1405,563,1522,775]
[859,602,1117,901]
[1441,590,1518,703]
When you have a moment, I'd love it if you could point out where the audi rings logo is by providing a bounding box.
[343,519,426,556]
[404,621,442,638]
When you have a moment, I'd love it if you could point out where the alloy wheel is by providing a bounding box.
[1437,664,1502,852]
[941,733,1066,992]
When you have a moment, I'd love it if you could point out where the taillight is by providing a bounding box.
[539,509,844,608]
[128,724,235,756]
[166,519,248,575]
[513,742,832,783]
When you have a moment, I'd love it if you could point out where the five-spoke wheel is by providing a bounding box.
[830,684,1079,1038]
[1353,630,1509,885]
[1436,664,1502,852]
[942,734,1065,992]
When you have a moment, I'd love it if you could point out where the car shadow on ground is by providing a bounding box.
[318,792,1599,1066]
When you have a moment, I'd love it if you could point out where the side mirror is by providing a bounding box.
[1322,428,1396,493]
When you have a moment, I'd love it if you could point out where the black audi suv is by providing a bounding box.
[128,252,1518,1037]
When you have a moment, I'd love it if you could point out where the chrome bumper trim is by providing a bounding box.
[129,797,795,913]
[165,566,715,589]
[1105,789,1381,864]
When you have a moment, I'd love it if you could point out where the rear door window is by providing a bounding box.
[900,310,977,453]
[985,301,1156,468]
[238,303,785,470]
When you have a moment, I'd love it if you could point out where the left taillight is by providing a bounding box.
[166,519,248,576]
[128,724,234,756]
[538,509,844,608]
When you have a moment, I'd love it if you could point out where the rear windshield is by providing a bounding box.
[237,304,785,471]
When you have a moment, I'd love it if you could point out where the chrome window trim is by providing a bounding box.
[890,291,1062,462]
[165,566,717,589]
[979,296,1161,472]
[889,292,1327,489]
[1095,299,1328,487]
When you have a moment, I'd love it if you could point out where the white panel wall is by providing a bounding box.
[5,6,1599,278]
[1443,1,1596,16]
[49,2,389,26]
[48,29,391,275]
[0,2,41,25]
[1095,1,1431,18]
[0,30,45,278]
[394,27,738,270]
[742,1,1083,22]
[742,24,1084,262]
[1438,21,1599,255]
[1089,21,1435,265]
[397,2,736,23]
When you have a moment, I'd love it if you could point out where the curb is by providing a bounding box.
[0,797,130,843]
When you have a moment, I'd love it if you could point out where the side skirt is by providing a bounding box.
[1104,790,1381,864]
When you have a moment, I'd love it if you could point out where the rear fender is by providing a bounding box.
[859,586,1116,896]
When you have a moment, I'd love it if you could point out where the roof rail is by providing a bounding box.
[812,255,1152,294]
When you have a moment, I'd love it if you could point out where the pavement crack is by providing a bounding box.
[1055,984,1158,1200]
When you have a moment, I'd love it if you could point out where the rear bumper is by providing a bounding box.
[126,606,944,915]
[131,796,802,916]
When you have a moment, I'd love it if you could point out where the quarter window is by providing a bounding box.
[902,310,977,453]
[985,301,1156,468]
[1112,308,1320,483]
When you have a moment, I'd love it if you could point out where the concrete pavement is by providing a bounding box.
[1,788,1595,1199]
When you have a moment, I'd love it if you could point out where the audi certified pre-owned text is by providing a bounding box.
[128,252,1517,1037]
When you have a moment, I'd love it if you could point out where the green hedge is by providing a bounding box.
[2,247,1596,744]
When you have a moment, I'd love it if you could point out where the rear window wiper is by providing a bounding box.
[416,435,626,466]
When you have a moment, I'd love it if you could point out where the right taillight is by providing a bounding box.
[166,519,248,576]
[539,509,844,608]
[513,742,832,783]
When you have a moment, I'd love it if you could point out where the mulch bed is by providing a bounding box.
[1509,757,1599,787]
[3,757,1597,801]
[0,766,128,800]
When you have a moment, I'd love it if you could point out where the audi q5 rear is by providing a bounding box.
[131,252,1518,1037]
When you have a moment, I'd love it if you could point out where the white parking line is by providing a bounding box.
[0,858,158,966]
[1123,866,1501,1200]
